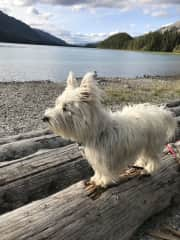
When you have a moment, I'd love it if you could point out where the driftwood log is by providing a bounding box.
[0,143,92,214]
[166,100,180,108]
[0,147,179,240]
[0,128,51,145]
[0,134,71,161]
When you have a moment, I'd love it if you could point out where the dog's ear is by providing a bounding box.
[66,71,78,89]
[79,72,101,103]
[80,72,95,88]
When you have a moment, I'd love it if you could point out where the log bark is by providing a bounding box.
[176,116,180,125]
[0,143,92,214]
[0,128,51,145]
[170,106,180,117]
[0,148,179,240]
[166,100,180,108]
[0,134,72,161]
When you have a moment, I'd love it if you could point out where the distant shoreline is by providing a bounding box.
[1,41,180,55]
[0,74,180,84]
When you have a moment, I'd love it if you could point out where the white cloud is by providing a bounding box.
[0,7,11,14]
[71,4,85,12]
[7,0,177,21]
[10,0,180,8]
[27,6,40,15]
[129,23,136,28]
[1,0,178,19]
[151,10,168,17]
[51,29,122,44]
[143,4,169,17]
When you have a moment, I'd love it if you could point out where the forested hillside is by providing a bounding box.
[98,30,180,52]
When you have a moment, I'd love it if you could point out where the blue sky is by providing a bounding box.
[0,0,180,44]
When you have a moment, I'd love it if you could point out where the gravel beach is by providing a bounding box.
[0,77,180,240]
[0,81,65,137]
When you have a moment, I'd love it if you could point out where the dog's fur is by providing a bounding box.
[44,72,176,187]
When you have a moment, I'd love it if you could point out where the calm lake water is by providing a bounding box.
[0,42,180,82]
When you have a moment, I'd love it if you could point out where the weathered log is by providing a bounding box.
[0,146,179,240]
[169,106,180,117]
[166,100,180,108]
[0,143,92,214]
[0,134,72,161]
[0,128,51,145]
[176,116,180,125]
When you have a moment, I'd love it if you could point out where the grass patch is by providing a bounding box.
[103,79,180,105]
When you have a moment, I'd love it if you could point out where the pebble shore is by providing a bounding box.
[0,81,64,137]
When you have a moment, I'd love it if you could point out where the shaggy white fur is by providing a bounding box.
[44,72,176,188]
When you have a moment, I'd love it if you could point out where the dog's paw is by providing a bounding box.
[127,165,151,180]
[84,180,106,200]
[138,169,151,180]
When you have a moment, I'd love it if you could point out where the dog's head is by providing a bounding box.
[43,72,103,142]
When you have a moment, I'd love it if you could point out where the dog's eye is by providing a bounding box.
[62,105,67,112]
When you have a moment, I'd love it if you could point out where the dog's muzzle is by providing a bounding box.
[42,116,50,122]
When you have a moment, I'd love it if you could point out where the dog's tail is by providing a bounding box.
[161,107,177,142]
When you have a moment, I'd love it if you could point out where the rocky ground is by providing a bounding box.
[0,77,180,239]
[0,81,64,136]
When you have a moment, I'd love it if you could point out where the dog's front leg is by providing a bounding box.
[84,169,107,200]
[84,171,101,187]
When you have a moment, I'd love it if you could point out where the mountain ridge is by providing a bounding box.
[96,22,180,53]
[0,10,68,46]
[159,21,180,33]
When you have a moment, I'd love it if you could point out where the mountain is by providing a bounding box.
[96,22,180,53]
[98,33,133,50]
[33,29,67,45]
[85,42,99,48]
[0,10,68,46]
[159,21,180,33]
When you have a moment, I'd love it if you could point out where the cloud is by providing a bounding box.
[27,6,40,15]
[0,7,11,14]
[13,0,36,6]
[10,0,178,20]
[151,10,168,17]
[12,0,136,11]
[26,6,52,23]
[51,29,122,44]
[11,0,180,8]
[144,8,168,17]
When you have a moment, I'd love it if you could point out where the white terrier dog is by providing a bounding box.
[43,72,176,189]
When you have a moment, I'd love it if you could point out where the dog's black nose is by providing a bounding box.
[42,116,49,122]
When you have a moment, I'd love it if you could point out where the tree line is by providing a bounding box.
[98,30,180,52]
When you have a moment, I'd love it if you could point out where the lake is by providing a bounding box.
[0,42,180,82]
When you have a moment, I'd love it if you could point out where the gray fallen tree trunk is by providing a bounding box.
[0,128,51,145]
[0,146,179,240]
[0,144,92,214]
[0,134,72,161]
[166,100,180,108]
[176,116,180,125]
[170,106,180,117]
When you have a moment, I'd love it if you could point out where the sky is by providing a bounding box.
[0,0,180,44]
